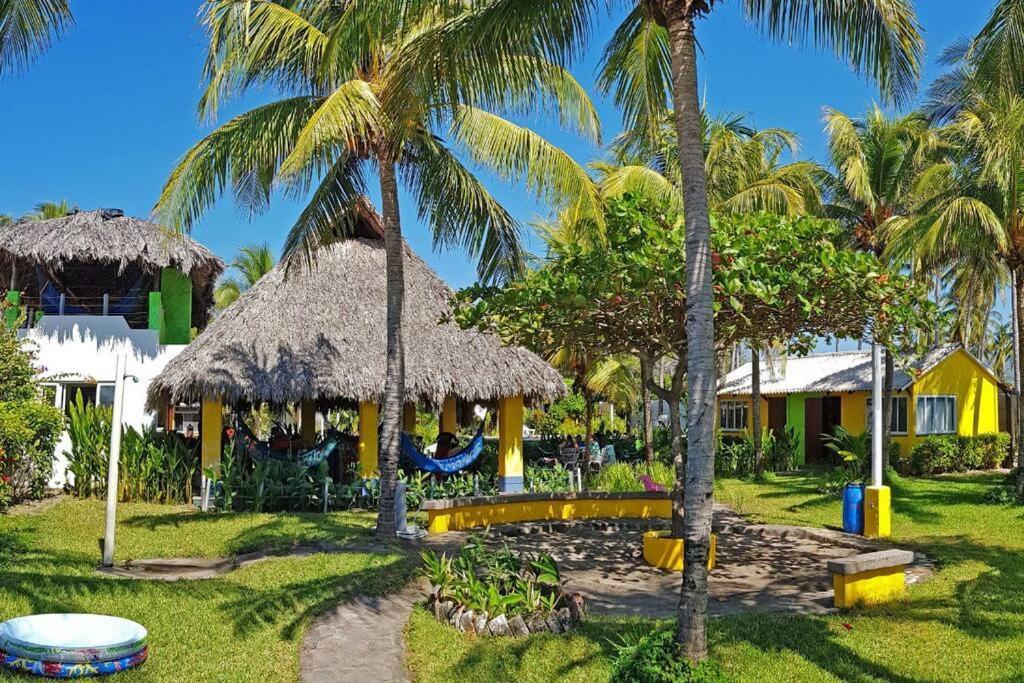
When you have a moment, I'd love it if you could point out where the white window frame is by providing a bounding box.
[173,404,201,435]
[866,395,909,435]
[915,395,957,435]
[38,383,60,408]
[719,400,748,432]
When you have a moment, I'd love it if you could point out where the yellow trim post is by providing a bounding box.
[301,399,316,446]
[440,397,458,434]
[498,395,524,493]
[358,402,379,476]
[201,396,223,475]
[642,531,716,572]
[833,567,905,608]
[864,485,892,538]
[403,403,417,433]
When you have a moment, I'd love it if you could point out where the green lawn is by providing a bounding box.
[406,472,1024,682]
[0,499,414,681]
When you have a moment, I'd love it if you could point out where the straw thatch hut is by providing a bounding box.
[0,208,223,337]
[148,224,564,493]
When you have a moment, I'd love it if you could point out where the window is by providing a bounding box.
[39,384,58,407]
[916,395,957,435]
[719,401,748,432]
[866,396,909,435]
[97,384,115,407]
[173,404,201,435]
[60,382,115,414]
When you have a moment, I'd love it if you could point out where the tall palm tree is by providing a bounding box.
[25,199,73,219]
[408,0,923,658]
[215,243,276,310]
[155,0,599,537]
[0,0,71,77]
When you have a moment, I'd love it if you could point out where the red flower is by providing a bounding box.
[43,661,63,675]
[842,622,853,631]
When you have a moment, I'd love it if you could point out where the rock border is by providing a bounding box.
[428,593,586,637]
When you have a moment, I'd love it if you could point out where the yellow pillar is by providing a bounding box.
[358,401,379,476]
[201,396,223,475]
[440,397,458,434]
[403,403,417,433]
[864,485,892,538]
[498,395,524,493]
[301,399,316,446]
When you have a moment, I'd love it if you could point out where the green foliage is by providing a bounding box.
[823,426,870,481]
[526,462,572,493]
[64,396,198,503]
[714,428,799,477]
[591,462,674,492]
[421,533,571,619]
[910,433,1010,475]
[526,387,586,437]
[610,624,729,683]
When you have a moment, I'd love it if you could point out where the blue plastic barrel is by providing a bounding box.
[842,483,865,535]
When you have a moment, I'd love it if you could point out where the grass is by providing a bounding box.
[406,471,1024,682]
[0,499,414,682]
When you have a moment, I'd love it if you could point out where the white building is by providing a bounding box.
[1,208,223,488]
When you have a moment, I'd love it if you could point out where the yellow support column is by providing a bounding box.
[403,403,417,433]
[301,399,316,446]
[201,396,223,475]
[440,397,458,434]
[864,485,892,538]
[498,395,524,493]
[358,401,379,476]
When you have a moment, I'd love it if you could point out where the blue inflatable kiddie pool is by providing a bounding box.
[0,614,148,678]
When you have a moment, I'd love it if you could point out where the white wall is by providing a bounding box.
[19,315,186,488]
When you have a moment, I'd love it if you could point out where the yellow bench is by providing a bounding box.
[642,530,716,572]
[422,492,672,534]
[828,549,914,608]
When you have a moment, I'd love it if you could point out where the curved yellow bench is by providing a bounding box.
[642,530,716,572]
[423,492,672,534]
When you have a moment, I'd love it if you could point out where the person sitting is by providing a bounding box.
[435,432,459,459]
[269,425,290,451]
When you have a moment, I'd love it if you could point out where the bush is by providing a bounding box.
[910,433,1010,475]
[715,428,799,477]
[590,462,674,492]
[421,533,572,619]
[0,476,11,513]
[610,624,729,683]
[0,400,64,504]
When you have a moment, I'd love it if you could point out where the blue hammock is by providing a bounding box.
[236,419,338,468]
[401,424,486,474]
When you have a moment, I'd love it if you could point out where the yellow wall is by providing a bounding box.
[427,497,672,533]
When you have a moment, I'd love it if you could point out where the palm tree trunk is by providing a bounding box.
[751,348,763,474]
[376,160,405,538]
[667,395,685,538]
[882,349,894,472]
[667,7,716,662]
[641,356,654,463]
[1014,269,1024,485]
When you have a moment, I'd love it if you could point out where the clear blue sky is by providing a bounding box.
[0,1,993,290]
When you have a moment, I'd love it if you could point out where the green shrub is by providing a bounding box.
[527,462,571,492]
[590,462,674,492]
[421,533,572,619]
[910,433,1010,475]
[0,400,64,504]
[0,478,11,513]
[610,624,729,683]
[715,427,798,477]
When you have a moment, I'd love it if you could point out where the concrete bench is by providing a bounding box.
[422,491,671,533]
[827,549,914,608]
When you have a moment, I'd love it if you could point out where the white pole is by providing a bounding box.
[102,354,127,567]
[871,339,883,488]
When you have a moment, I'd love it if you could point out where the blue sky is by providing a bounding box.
[0,1,993,291]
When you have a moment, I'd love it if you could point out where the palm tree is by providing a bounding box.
[987,316,1014,383]
[0,0,72,77]
[215,243,276,310]
[409,1,922,657]
[25,199,73,219]
[154,1,599,537]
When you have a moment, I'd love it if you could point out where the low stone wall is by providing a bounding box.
[430,593,586,637]
[423,491,672,533]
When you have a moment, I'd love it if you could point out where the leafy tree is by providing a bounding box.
[0,0,71,78]
[154,1,598,537]
[24,199,74,220]
[215,243,276,310]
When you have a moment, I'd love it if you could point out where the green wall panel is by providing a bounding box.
[159,268,192,345]
[786,393,807,466]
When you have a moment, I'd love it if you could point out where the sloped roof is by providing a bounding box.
[718,344,994,396]
[148,237,565,407]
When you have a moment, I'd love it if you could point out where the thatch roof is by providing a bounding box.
[0,208,224,317]
[148,237,566,407]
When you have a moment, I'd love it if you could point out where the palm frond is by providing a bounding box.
[0,0,71,77]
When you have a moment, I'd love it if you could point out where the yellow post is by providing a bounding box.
[403,403,417,433]
[864,485,892,538]
[440,397,458,434]
[498,395,524,493]
[301,399,316,446]
[201,396,223,475]
[358,401,379,476]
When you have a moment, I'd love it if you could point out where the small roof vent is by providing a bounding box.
[98,208,125,220]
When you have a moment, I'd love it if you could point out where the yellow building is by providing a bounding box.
[717,344,1005,465]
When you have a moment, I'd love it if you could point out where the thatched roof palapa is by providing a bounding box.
[0,208,225,321]
[149,238,565,408]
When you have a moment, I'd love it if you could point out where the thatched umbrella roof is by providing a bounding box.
[0,208,224,318]
[148,237,566,408]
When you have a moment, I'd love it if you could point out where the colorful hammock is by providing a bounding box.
[236,419,338,468]
[400,424,486,474]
